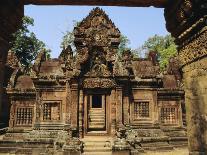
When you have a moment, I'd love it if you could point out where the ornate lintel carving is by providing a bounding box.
[83,78,116,88]
[179,27,207,67]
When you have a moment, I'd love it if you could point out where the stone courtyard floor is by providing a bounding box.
[143,148,188,155]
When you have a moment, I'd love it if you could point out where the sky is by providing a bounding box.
[25,5,169,58]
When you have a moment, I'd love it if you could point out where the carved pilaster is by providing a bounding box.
[110,89,116,135]
[70,84,78,131]
[78,90,84,138]
[116,86,123,128]
[123,96,129,126]
[9,100,15,128]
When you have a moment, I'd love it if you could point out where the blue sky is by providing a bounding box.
[25,5,169,58]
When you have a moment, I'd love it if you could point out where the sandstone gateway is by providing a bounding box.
[0,0,207,155]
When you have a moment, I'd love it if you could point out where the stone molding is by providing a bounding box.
[179,27,207,67]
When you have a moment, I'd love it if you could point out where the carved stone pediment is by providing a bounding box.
[72,7,121,78]
[85,63,111,77]
[83,78,116,88]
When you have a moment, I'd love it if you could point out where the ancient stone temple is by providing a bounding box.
[0,8,187,154]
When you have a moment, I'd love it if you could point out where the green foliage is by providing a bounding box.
[60,20,80,51]
[141,34,177,70]
[118,35,130,55]
[11,16,51,68]
[60,30,75,50]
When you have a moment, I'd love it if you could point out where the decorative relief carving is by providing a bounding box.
[59,45,74,72]
[6,51,21,68]
[75,47,89,69]
[33,50,47,73]
[83,78,116,88]
[182,0,193,15]
[164,0,204,43]
[73,7,120,77]
[179,28,207,66]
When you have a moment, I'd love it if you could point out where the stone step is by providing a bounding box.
[90,118,105,122]
[83,137,112,154]
[89,117,105,120]
[84,146,112,152]
[89,111,105,114]
[89,118,105,121]
[89,113,105,116]
[89,109,105,111]
[89,122,105,126]
[82,152,112,155]
[141,142,174,151]
[88,125,105,129]
[84,141,111,147]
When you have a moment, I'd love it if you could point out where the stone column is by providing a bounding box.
[178,26,207,155]
[110,89,116,135]
[123,85,130,125]
[70,84,79,135]
[165,1,207,154]
[79,90,84,138]
[116,86,123,128]
[182,58,207,154]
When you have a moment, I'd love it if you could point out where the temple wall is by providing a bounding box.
[182,57,207,153]
[9,99,36,129]
[131,89,158,125]
[157,100,183,127]
[40,90,67,123]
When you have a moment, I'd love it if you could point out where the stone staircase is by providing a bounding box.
[89,109,105,129]
[82,136,112,155]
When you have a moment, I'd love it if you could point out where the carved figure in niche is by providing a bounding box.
[106,48,117,62]
[122,50,134,75]
[59,45,74,72]
[75,47,89,70]
[59,45,73,62]
[91,57,109,77]
[33,50,47,73]
[87,47,111,77]
[91,16,107,28]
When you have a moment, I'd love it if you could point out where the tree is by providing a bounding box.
[118,35,130,55]
[141,34,177,70]
[11,16,51,68]
[60,20,80,51]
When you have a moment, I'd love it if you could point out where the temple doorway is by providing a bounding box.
[84,91,110,135]
[88,95,106,131]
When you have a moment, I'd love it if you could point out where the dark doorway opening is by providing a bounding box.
[92,95,102,108]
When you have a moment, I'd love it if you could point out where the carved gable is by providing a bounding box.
[74,7,120,48]
[74,7,121,78]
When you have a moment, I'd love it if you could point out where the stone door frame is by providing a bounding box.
[83,89,111,136]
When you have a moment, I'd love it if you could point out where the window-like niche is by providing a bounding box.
[134,101,150,119]
[16,107,33,126]
[160,107,178,124]
[43,102,60,121]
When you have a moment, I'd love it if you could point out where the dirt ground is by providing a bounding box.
[143,148,188,155]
